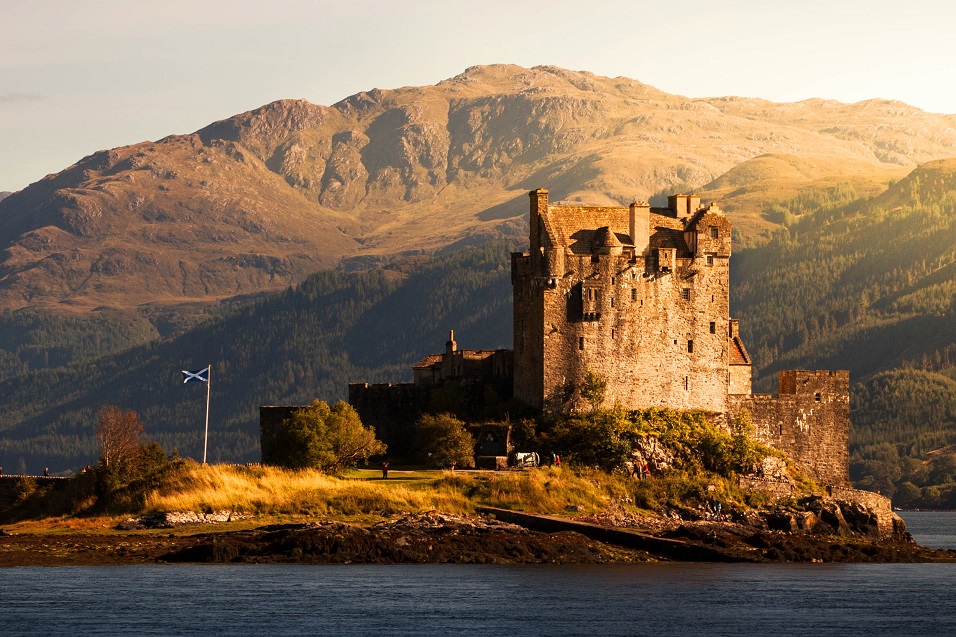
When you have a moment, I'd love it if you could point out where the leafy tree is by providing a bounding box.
[550,408,634,471]
[271,400,385,473]
[580,372,607,411]
[416,413,475,469]
[96,405,145,473]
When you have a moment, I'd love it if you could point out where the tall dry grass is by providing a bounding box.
[145,462,640,519]
[147,463,472,517]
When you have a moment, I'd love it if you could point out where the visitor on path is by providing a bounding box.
[43,467,49,476]
[642,462,650,480]
[381,462,389,479]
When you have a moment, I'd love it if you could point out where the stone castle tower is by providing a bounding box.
[510,189,850,486]
[512,189,752,413]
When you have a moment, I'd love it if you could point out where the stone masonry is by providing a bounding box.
[512,189,750,414]
[511,189,850,486]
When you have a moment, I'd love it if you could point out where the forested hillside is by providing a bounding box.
[0,242,515,472]
[731,160,956,506]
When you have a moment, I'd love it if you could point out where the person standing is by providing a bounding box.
[381,462,389,479]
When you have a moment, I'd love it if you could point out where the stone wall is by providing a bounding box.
[0,475,68,510]
[344,379,514,462]
[729,370,850,487]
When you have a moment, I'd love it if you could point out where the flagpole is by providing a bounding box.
[203,364,211,464]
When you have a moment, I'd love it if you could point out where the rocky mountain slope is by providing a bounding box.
[2,64,956,316]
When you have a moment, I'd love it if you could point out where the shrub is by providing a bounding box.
[416,413,475,468]
[271,400,386,474]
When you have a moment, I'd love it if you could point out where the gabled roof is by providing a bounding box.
[729,336,752,366]
[541,205,690,255]
[412,354,442,369]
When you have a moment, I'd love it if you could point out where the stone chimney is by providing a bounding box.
[529,188,549,254]
[629,201,650,256]
[446,329,457,354]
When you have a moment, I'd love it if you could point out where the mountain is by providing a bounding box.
[3,64,956,319]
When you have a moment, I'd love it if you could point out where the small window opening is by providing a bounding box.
[611,329,616,340]
[611,276,616,285]
[706,255,714,266]
[687,340,694,353]
[631,288,637,301]
[684,376,689,390]
[681,288,691,301]
[710,226,719,239]
[814,392,822,403]
[610,298,615,308]
[709,322,716,334]
[579,337,585,351]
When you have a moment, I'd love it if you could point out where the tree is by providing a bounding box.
[580,372,607,412]
[271,400,386,473]
[96,405,145,473]
[416,413,475,469]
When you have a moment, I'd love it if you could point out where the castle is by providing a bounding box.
[270,189,851,487]
[510,189,849,486]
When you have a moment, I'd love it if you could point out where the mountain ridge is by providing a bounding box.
[3,64,956,318]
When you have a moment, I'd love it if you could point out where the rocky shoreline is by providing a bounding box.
[1,503,953,567]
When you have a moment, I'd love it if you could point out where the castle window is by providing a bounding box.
[681,288,691,301]
[685,376,689,390]
[579,337,585,350]
[687,340,694,353]
[610,298,614,308]
[611,277,616,285]
[611,329,616,339]
[815,392,822,403]
[710,226,719,239]
[706,255,714,266]
[631,289,637,301]
[710,322,716,334]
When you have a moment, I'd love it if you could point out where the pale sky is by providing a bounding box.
[2,0,955,193]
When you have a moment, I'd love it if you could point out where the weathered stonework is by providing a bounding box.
[511,189,850,487]
[513,189,749,413]
[728,370,850,487]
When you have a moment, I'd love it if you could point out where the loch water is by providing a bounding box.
[0,512,953,637]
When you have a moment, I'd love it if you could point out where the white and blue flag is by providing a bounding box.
[182,367,210,384]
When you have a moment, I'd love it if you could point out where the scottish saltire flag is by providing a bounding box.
[182,367,210,383]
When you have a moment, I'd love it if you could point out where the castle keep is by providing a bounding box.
[512,189,751,413]
[511,189,849,486]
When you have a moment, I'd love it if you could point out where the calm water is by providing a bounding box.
[1,513,954,636]
[898,510,956,549]
[1,563,955,636]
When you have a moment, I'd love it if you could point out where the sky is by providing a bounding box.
[2,0,956,193]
